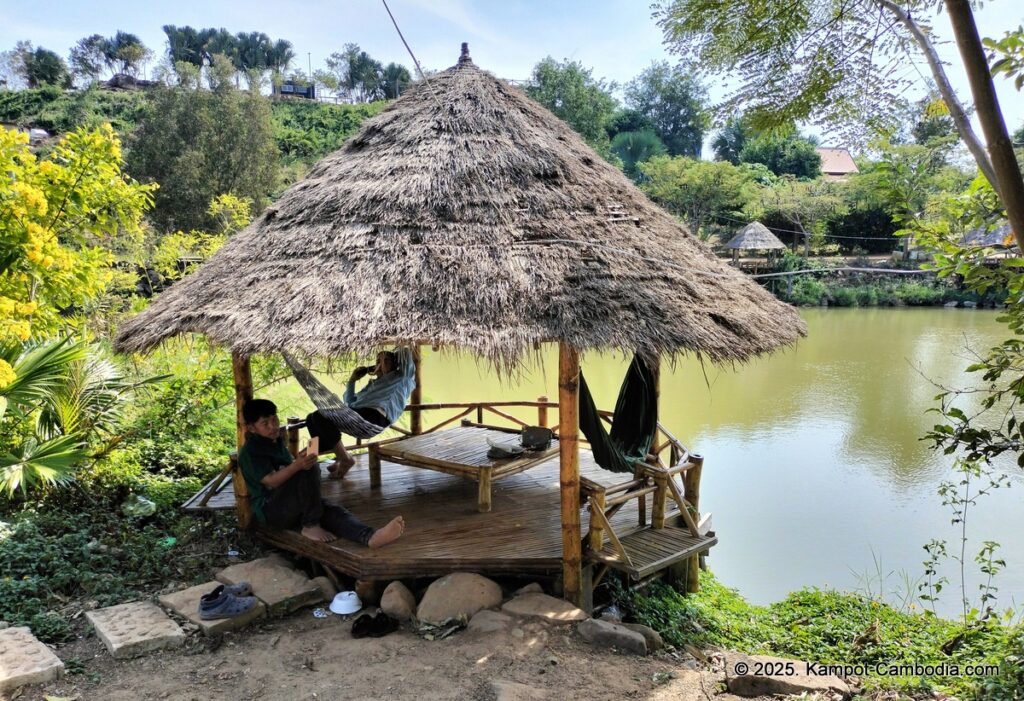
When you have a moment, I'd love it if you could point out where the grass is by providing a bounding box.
[610,571,1023,700]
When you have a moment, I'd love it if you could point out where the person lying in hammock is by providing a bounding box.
[304,348,417,478]
[239,399,405,546]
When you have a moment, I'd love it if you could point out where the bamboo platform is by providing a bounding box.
[184,447,698,581]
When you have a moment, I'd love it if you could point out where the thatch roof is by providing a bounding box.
[963,222,1014,249]
[726,222,786,250]
[115,45,806,368]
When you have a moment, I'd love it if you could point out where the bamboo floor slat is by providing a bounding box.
[182,444,698,580]
[593,526,718,579]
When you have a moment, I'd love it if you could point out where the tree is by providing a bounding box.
[639,155,757,238]
[605,108,654,139]
[379,62,411,100]
[127,84,278,232]
[624,61,708,157]
[525,57,618,154]
[712,116,753,164]
[324,44,385,102]
[758,178,845,254]
[69,35,106,84]
[0,124,153,355]
[103,32,150,77]
[611,130,667,180]
[21,47,71,88]
[739,131,822,179]
[655,0,1024,252]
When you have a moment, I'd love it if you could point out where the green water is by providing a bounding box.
[271,308,1022,615]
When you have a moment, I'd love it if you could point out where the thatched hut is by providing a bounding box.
[725,221,787,264]
[116,45,806,606]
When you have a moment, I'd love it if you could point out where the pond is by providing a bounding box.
[412,308,1023,618]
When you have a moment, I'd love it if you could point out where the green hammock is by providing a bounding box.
[578,354,658,474]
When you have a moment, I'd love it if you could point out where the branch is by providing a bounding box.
[872,0,998,190]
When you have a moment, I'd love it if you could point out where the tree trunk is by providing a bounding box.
[874,0,998,190]
[944,0,1024,251]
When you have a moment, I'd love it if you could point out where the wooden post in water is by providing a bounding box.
[683,454,704,593]
[410,345,423,435]
[231,352,254,529]
[558,343,583,608]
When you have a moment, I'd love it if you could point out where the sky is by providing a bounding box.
[1,0,1023,153]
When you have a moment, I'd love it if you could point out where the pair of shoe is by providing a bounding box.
[351,611,399,638]
[199,582,258,620]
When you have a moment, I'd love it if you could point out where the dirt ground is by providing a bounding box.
[17,609,761,701]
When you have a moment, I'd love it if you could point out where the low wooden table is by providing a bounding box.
[368,425,559,512]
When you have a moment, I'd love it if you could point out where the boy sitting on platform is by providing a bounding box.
[239,398,405,547]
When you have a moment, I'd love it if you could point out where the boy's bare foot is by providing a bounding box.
[367,516,405,549]
[327,456,357,480]
[301,525,336,542]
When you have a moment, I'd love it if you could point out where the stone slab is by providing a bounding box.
[0,626,64,692]
[501,593,588,623]
[467,610,514,634]
[216,557,322,615]
[159,581,267,636]
[577,618,647,656]
[724,652,851,697]
[86,601,185,659]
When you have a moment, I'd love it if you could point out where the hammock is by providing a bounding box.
[578,354,658,474]
[282,353,388,440]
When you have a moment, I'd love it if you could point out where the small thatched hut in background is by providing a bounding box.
[115,45,806,606]
[725,221,787,265]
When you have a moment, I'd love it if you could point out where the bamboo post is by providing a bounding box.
[537,395,548,427]
[231,352,254,529]
[651,472,667,529]
[368,443,382,489]
[478,468,492,513]
[588,490,606,552]
[410,345,423,435]
[683,454,704,594]
[287,416,300,457]
[558,343,583,608]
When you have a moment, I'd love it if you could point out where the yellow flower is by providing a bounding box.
[0,359,14,389]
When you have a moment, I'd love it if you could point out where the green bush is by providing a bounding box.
[828,286,858,307]
[787,276,827,306]
[895,282,946,306]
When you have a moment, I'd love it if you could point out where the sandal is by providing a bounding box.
[351,611,399,639]
[199,584,258,620]
[223,581,253,597]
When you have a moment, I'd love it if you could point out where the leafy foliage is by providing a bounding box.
[610,129,666,180]
[623,61,708,157]
[126,84,277,232]
[525,57,619,155]
[272,99,386,163]
[740,131,822,179]
[0,126,154,348]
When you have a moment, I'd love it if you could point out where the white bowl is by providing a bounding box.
[329,591,362,615]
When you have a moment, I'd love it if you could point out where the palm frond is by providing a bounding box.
[0,338,87,411]
[0,434,86,496]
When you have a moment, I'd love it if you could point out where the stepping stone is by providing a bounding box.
[724,652,851,697]
[217,557,322,616]
[501,593,588,623]
[0,627,64,692]
[86,601,185,659]
[577,618,647,656]
[159,581,267,636]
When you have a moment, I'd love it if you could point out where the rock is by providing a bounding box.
[86,601,185,659]
[159,581,267,636]
[514,582,543,596]
[380,581,416,621]
[467,610,513,634]
[490,679,549,700]
[944,301,959,308]
[501,593,588,623]
[577,618,647,655]
[217,557,321,615]
[0,626,64,692]
[723,652,851,697]
[416,573,502,625]
[619,622,664,651]
[355,579,381,606]
[311,576,336,602]
[963,301,978,308]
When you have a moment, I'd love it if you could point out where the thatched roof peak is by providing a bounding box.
[726,221,786,250]
[115,47,805,369]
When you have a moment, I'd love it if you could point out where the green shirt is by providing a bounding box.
[238,432,293,522]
